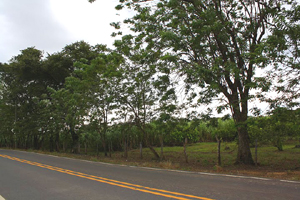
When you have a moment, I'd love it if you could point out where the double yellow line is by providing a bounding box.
[0,154,214,200]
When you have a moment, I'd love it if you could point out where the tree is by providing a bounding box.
[47,42,106,153]
[114,34,176,159]
[116,54,161,159]
[49,83,88,153]
[0,47,50,149]
[268,107,300,151]
[114,0,299,164]
[75,49,123,156]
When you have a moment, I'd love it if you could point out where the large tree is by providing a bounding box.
[0,47,49,149]
[48,41,106,153]
[112,0,299,164]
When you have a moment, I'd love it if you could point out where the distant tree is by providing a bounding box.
[248,108,300,151]
[269,107,299,151]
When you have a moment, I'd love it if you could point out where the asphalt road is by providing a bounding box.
[0,149,299,200]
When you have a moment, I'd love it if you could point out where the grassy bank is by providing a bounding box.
[8,141,300,181]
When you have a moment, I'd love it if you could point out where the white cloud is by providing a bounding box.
[49,0,121,46]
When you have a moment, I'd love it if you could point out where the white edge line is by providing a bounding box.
[141,167,162,171]
[0,195,6,200]
[280,180,300,184]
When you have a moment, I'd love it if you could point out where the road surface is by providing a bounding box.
[0,149,299,200]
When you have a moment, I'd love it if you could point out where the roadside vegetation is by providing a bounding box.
[8,139,299,181]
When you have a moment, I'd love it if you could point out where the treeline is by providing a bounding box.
[0,42,299,157]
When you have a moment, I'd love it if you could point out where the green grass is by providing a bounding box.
[109,142,300,180]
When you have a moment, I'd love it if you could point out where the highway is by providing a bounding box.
[0,149,299,200]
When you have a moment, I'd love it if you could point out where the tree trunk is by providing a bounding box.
[159,135,164,161]
[216,136,221,166]
[230,97,254,165]
[275,137,283,151]
[235,123,254,165]
[15,138,17,149]
[148,144,160,159]
[63,141,66,152]
[49,134,54,152]
[33,135,38,150]
[183,137,188,163]
[124,140,128,159]
[96,143,99,157]
[99,129,108,157]
[55,132,60,152]
[102,138,107,156]
[109,142,112,158]
[140,127,160,159]
[255,139,258,166]
[70,129,79,154]
[140,142,143,159]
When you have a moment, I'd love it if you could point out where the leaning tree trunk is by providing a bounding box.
[148,144,160,159]
[159,135,164,161]
[138,124,160,159]
[142,129,160,159]
[145,133,160,159]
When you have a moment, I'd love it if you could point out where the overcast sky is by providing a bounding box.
[0,0,128,63]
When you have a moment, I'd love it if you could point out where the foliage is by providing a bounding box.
[169,119,199,145]
[263,1,300,108]
[209,118,237,142]
[248,108,300,151]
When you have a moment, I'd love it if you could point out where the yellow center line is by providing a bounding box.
[0,154,215,200]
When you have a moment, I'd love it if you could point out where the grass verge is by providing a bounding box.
[4,141,300,181]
